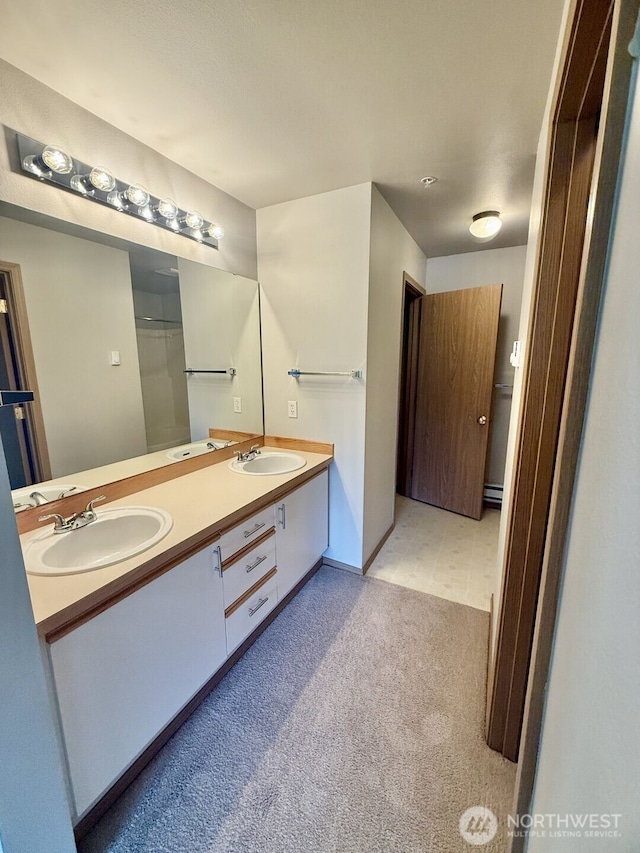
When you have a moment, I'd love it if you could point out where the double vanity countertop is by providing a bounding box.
[22,445,333,641]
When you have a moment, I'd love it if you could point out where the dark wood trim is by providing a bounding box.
[322,557,360,575]
[488,0,615,761]
[362,523,394,575]
[221,527,275,571]
[45,530,222,643]
[73,556,324,840]
[0,260,51,482]
[396,276,423,495]
[511,0,639,841]
[39,459,332,640]
[263,435,334,455]
[17,434,264,535]
[208,428,261,442]
[402,270,426,297]
[486,593,494,731]
[224,566,278,617]
[215,466,331,539]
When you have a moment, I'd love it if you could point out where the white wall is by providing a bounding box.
[527,57,640,852]
[425,245,526,486]
[178,260,263,438]
[0,436,76,853]
[258,184,372,568]
[0,216,148,477]
[362,186,426,563]
[0,60,257,280]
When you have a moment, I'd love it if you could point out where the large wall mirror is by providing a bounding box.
[0,204,263,511]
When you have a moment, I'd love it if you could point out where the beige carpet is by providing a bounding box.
[80,566,516,853]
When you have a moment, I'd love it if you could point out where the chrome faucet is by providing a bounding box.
[29,491,49,506]
[40,495,106,534]
[234,444,261,463]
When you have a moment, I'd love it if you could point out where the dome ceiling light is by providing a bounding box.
[469,210,502,240]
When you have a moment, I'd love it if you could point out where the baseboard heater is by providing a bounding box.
[483,483,503,507]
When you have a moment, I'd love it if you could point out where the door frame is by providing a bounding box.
[0,261,51,483]
[396,271,425,496]
[485,0,638,817]
[508,0,640,833]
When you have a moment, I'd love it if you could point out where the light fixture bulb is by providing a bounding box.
[125,184,150,208]
[156,198,178,220]
[184,211,204,229]
[70,174,91,195]
[469,211,502,240]
[41,145,73,174]
[107,189,124,210]
[208,224,224,240]
[89,167,116,192]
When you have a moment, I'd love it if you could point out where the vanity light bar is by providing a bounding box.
[15,133,224,250]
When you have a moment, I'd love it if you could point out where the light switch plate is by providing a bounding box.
[288,400,298,418]
[233,396,242,413]
[110,350,121,366]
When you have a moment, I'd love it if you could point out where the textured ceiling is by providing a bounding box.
[0,0,564,257]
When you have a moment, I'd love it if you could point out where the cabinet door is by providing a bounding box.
[49,545,226,820]
[275,470,329,599]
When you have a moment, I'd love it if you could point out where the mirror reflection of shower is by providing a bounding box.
[129,256,191,454]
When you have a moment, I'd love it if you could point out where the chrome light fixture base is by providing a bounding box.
[16,133,222,250]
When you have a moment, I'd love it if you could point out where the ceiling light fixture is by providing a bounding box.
[469,210,502,240]
[420,176,438,187]
[16,133,224,249]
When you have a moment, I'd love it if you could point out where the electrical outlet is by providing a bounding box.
[233,396,242,413]
[288,400,298,418]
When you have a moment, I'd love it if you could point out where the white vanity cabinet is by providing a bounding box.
[42,461,331,827]
[275,470,329,599]
[48,542,226,820]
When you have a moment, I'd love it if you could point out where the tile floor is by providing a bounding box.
[366,495,501,611]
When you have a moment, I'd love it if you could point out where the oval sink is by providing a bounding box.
[229,452,307,476]
[12,484,87,513]
[166,439,232,461]
[24,506,173,576]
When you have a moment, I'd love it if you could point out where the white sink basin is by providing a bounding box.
[24,506,173,576]
[12,484,87,513]
[229,451,307,476]
[166,439,232,461]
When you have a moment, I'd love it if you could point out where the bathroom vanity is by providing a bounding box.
[21,441,332,834]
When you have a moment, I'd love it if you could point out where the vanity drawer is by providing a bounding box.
[219,505,275,562]
[225,569,278,653]
[222,531,276,607]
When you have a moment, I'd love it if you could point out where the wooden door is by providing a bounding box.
[411,285,502,519]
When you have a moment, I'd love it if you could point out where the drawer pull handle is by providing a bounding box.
[213,545,223,576]
[249,596,269,617]
[244,521,266,538]
[246,554,267,573]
